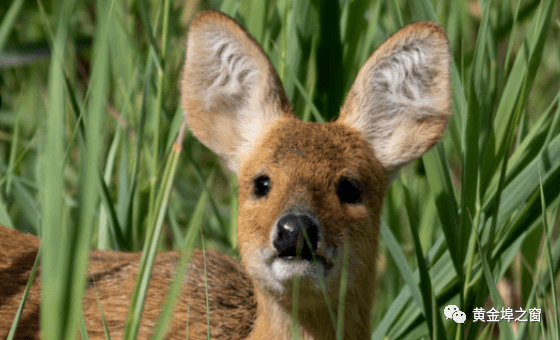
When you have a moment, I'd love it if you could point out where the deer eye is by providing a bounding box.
[337,178,363,204]
[253,175,271,198]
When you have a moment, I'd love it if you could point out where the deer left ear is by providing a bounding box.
[181,11,294,174]
[337,21,451,179]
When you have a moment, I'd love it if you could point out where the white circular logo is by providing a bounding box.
[444,305,459,320]
[452,310,466,323]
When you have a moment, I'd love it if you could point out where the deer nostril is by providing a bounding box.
[273,214,319,260]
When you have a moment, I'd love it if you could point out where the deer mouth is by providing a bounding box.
[264,246,338,284]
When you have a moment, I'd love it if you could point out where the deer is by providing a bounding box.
[0,10,451,340]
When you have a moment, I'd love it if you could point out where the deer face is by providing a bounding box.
[182,9,450,316]
[236,119,386,303]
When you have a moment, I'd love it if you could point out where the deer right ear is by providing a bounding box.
[181,11,293,173]
[338,22,451,179]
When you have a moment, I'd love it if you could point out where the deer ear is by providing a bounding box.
[181,11,293,173]
[338,22,451,179]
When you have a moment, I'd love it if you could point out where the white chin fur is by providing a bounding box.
[271,258,328,282]
[252,247,336,294]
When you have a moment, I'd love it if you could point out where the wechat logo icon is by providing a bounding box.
[444,305,466,324]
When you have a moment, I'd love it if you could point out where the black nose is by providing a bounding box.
[273,213,320,260]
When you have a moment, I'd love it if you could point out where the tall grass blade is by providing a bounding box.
[402,184,446,340]
[0,194,12,228]
[473,224,515,339]
[151,149,210,340]
[239,0,268,44]
[0,0,24,52]
[40,0,77,338]
[480,0,554,182]
[123,138,182,339]
[538,173,560,338]
[380,220,423,309]
[408,0,437,21]
[422,145,462,277]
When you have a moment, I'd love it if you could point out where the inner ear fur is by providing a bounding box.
[338,21,451,177]
[181,11,293,173]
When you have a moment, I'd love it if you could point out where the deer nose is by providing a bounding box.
[273,212,321,260]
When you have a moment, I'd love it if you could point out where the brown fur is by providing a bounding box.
[0,226,256,339]
[0,10,451,340]
[236,119,385,339]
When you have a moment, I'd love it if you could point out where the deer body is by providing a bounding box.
[0,10,450,340]
[0,226,256,339]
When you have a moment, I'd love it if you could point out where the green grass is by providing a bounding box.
[1,0,559,339]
